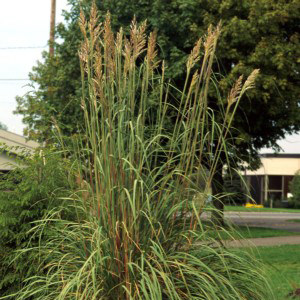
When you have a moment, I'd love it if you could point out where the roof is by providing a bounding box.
[0,129,39,152]
[260,153,300,159]
[0,129,40,171]
[247,154,300,176]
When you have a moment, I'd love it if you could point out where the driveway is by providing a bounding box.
[223,211,300,232]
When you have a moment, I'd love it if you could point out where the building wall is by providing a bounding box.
[0,152,18,171]
[246,174,294,204]
[246,157,300,176]
[245,155,300,204]
[248,175,263,204]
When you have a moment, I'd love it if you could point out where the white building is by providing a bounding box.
[245,153,300,204]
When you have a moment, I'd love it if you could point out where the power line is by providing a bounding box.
[0,45,47,50]
[0,79,29,81]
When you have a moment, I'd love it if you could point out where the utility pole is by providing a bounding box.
[50,0,56,57]
[46,0,57,145]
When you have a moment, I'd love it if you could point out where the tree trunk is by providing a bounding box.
[211,163,225,226]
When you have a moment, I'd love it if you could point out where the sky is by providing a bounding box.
[0,0,299,154]
[0,0,69,133]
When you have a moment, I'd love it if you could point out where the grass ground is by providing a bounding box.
[235,226,298,239]
[225,205,300,213]
[287,219,300,223]
[208,226,298,240]
[254,245,300,300]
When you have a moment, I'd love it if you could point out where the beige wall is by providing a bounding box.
[246,157,300,176]
[0,152,18,171]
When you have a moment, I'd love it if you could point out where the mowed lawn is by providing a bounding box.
[233,226,299,239]
[225,205,300,213]
[244,245,300,300]
[205,224,299,240]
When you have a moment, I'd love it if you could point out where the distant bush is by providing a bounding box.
[290,171,300,208]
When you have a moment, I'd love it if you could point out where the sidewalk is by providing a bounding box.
[224,235,300,248]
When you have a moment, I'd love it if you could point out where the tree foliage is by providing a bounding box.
[0,122,8,131]
[16,0,300,165]
[223,169,246,205]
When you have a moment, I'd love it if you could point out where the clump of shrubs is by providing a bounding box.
[290,171,300,208]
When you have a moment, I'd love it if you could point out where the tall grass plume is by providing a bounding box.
[8,3,271,300]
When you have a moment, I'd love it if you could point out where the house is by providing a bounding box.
[0,129,39,172]
[245,153,300,205]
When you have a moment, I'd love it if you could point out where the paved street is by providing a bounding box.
[222,235,300,248]
[224,211,300,232]
[201,211,300,247]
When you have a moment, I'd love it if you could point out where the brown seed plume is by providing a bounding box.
[227,75,243,107]
[130,17,147,59]
[146,31,158,70]
[187,38,202,70]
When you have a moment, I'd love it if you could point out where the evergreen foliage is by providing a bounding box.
[0,149,72,297]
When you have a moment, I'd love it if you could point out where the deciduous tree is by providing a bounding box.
[15,0,300,220]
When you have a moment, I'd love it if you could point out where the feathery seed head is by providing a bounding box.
[227,75,243,107]
[242,69,260,92]
[187,38,202,70]
[130,17,147,59]
[204,23,221,58]
[79,9,87,40]
[146,31,158,71]
[116,27,124,54]
[103,13,115,75]
[123,37,132,74]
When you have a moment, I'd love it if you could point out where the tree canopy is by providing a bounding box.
[16,0,300,166]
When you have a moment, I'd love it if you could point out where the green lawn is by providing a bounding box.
[206,225,298,241]
[236,226,298,239]
[225,205,300,213]
[287,219,300,223]
[255,245,300,300]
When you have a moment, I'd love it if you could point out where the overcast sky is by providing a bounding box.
[0,0,299,153]
[0,0,69,133]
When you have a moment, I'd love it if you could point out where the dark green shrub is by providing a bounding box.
[290,171,300,208]
[0,149,72,297]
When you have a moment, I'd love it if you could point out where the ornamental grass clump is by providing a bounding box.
[9,3,272,300]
